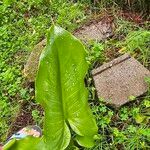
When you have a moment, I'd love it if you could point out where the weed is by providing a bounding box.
[32,109,43,125]
[117,30,150,66]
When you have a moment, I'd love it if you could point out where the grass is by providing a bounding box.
[1,0,150,149]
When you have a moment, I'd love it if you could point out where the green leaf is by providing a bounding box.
[3,137,44,150]
[4,25,98,150]
[36,25,98,149]
[135,114,146,124]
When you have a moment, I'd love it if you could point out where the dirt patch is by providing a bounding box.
[118,10,149,25]
[105,48,120,60]
[7,101,43,139]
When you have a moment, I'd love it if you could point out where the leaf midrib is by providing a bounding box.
[54,38,66,120]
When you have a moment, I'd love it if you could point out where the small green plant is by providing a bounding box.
[87,42,106,66]
[118,30,150,66]
[32,109,43,125]
[56,2,86,31]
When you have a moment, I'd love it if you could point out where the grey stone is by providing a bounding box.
[23,39,46,82]
[74,18,113,41]
[92,54,150,107]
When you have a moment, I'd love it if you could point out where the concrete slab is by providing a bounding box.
[92,54,150,107]
[74,17,113,41]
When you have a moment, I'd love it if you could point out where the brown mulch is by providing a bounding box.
[7,102,34,138]
[118,10,149,25]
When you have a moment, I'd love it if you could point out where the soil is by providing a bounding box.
[119,10,145,24]
[7,100,43,139]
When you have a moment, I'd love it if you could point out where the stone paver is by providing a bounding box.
[92,54,150,107]
[74,17,113,41]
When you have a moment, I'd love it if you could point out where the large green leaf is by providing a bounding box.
[36,25,98,149]
[4,25,98,150]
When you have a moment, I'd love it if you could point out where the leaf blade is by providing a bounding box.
[36,25,98,149]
